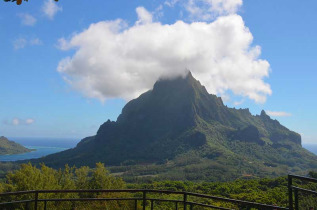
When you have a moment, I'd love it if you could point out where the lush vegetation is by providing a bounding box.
[0,163,316,209]
[0,163,130,209]
[0,136,33,155]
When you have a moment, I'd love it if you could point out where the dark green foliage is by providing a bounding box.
[129,176,317,208]
[0,136,33,155]
[0,162,20,179]
[31,72,317,181]
[0,164,316,209]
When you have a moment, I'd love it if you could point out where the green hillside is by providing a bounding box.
[0,136,32,155]
[32,72,317,181]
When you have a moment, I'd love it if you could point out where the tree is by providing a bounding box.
[0,163,130,209]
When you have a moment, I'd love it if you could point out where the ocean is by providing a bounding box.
[0,137,80,162]
[303,144,317,155]
[0,138,316,162]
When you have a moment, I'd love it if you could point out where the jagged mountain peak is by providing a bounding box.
[260,110,270,118]
[34,73,316,180]
[117,71,228,127]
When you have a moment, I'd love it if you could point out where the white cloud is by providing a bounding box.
[233,99,244,106]
[12,118,20,126]
[154,5,164,19]
[18,13,37,26]
[30,38,42,45]
[13,38,42,49]
[13,38,27,49]
[57,7,271,103]
[165,0,242,20]
[136,7,153,25]
[186,0,242,20]
[56,38,70,50]
[266,111,292,117]
[165,0,180,7]
[42,0,62,20]
[25,119,35,125]
[4,118,35,126]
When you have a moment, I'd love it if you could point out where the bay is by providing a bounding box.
[0,137,80,162]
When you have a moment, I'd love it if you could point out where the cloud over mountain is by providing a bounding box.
[57,6,271,103]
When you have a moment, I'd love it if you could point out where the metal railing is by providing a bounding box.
[0,189,288,210]
[288,174,317,210]
[0,174,315,210]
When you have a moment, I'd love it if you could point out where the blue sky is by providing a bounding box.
[0,0,316,144]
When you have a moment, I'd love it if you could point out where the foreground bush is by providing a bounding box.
[0,163,131,209]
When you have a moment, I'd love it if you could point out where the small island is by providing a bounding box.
[0,136,34,155]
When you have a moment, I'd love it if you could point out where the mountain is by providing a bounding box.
[34,72,317,181]
[0,136,33,155]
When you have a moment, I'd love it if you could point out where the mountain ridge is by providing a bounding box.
[32,72,316,181]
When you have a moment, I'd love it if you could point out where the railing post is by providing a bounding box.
[175,201,178,210]
[288,175,293,210]
[294,188,299,210]
[134,199,138,210]
[143,190,146,210]
[190,203,193,210]
[34,191,38,210]
[151,199,154,210]
[44,200,47,210]
[183,193,187,210]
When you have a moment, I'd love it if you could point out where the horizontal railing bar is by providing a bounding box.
[0,189,143,196]
[187,201,234,210]
[148,199,234,210]
[0,199,34,205]
[289,174,317,183]
[0,190,36,196]
[139,189,185,194]
[36,189,186,194]
[0,189,289,209]
[38,189,144,193]
[0,198,143,206]
[292,186,317,195]
[186,192,288,209]
[38,197,139,202]
[146,198,182,203]
[0,198,181,206]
